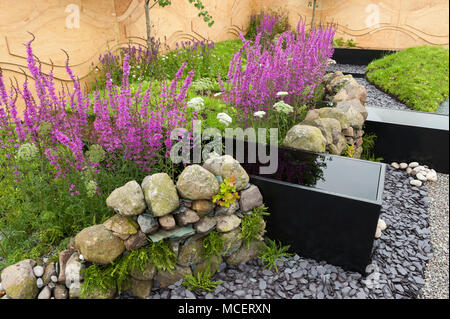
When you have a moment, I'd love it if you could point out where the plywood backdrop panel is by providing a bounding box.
[0,0,448,108]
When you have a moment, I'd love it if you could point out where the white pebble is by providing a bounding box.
[406,167,412,174]
[377,218,387,231]
[36,278,44,289]
[408,162,419,168]
[410,179,423,187]
[375,228,382,238]
[37,286,51,299]
[399,163,408,169]
[79,254,84,261]
[391,162,400,169]
[33,265,44,278]
[413,166,425,173]
[416,173,427,182]
[51,275,58,283]
[43,257,49,264]
[426,170,438,182]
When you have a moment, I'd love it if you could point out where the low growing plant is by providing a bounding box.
[212,176,240,207]
[240,205,270,246]
[202,231,224,260]
[182,269,224,292]
[259,238,294,273]
[361,133,383,162]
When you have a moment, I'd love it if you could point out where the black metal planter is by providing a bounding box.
[223,139,386,274]
[364,106,449,174]
[332,48,396,65]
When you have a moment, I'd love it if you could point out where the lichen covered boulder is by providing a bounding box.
[75,225,125,264]
[154,265,192,288]
[177,236,205,266]
[141,173,179,217]
[0,259,38,299]
[103,214,138,236]
[283,125,327,153]
[176,165,219,200]
[224,241,263,266]
[316,107,350,130]
[106,181,146,216]
[203,154,249,190]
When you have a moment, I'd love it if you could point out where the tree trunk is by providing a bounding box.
[145,0,152,51]
[311,0,317,29]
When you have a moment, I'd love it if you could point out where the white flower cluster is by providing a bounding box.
[186,97,205,112]
[217,112,232,126]
[276,91,289,97]
[85,180,98,198]
[273,101,294,115]
[17,143,38,161]
[253,111,266,118]
[191,78,215,92]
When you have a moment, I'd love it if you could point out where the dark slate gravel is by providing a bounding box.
[354,78,409,111]
[327,63,366,74]
[130,166,431,299]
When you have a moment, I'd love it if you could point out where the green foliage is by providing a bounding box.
[366,46,449,112]
[202,231,224,260]
[146,240,177,273]
[80,240,176,297]
[343,144,355,158]
[360,133,384,162]
[332,37,357,48]
[240,205,269,246]
[259,238,294,273]
[182,269,224,292]
[212,176,240,207]
[245,10,290,44]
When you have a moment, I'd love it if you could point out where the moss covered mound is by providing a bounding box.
[366,46,449,112]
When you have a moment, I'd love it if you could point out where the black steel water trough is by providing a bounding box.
[364,106,449,174]
[222,139,386,274]
[332,48,396,65]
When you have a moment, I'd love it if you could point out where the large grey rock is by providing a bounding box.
[336,99,368,120]
[239,185,264,212]
[0,259,38,299]
[42,262,56,285]
[141,173,179,217]
[177,237,205,266]
[283,125,327,153]
[216,215,241,233]
[137,214,159,234]
[154,265,192,288]
[75,225,125,264]
[215,200,239,216]
[203,154,250,191]
[176,165,220,200]
[106,181,146,216]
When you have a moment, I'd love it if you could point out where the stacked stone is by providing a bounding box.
[0,155,267,299]
[283,71,368,158]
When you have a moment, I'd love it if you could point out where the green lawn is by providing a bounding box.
[366,46,449,112]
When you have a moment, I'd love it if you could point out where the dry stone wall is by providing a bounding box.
[0,155,267,299]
